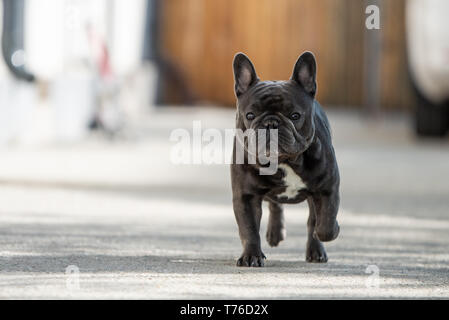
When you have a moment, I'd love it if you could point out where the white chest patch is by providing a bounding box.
[277,164,307,199]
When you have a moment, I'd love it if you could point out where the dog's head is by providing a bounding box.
[233,52,317,159]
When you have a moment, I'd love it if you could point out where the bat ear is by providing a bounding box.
[291,51,317,97]
[233,53,258,97]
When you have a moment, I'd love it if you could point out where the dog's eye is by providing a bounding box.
[246,112,255,121]
[290,112,300,120]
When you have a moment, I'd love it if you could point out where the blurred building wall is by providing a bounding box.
[160,0,414,110]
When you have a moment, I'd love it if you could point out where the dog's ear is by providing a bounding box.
[291,51,317,97]
[233,53,258,97]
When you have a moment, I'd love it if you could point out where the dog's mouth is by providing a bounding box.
[260,124,310,153]
[238,127,310,162]
[236,112,315,163]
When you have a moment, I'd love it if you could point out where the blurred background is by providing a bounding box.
[0,0,448,299]
[0,0,448,143]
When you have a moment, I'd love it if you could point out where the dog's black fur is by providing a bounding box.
[231,52,340,267]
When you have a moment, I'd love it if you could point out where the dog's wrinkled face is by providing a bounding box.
[233,52,317,158]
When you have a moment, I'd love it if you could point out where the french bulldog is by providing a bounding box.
[231,51,340,267]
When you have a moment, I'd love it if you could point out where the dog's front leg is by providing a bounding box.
[306,197,328,262]
[233,194,265,267]
[312,191,340,242]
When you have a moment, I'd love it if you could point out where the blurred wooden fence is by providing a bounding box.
[160,0,415,110]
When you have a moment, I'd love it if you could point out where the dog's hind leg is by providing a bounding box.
[266,201,286,247]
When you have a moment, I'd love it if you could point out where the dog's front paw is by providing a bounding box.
[236,253,266,267]
[306,239,328,263]
[266,226,286,247]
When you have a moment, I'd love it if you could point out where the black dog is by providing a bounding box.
[231,52,340,267]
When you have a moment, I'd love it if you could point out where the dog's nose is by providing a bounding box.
[263,117,279,129]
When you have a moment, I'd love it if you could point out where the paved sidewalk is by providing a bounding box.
[0,108,448,299]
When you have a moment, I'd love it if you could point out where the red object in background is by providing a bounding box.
[99,41,112,79]
[86,23,113,80]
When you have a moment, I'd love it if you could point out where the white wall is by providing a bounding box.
[24,0,146,79]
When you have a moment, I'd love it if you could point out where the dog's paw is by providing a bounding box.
[306,240,328,263]
[266,226,286,247]
[236,253,266,267]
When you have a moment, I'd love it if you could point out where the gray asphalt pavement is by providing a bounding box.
[0,108,448,299]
